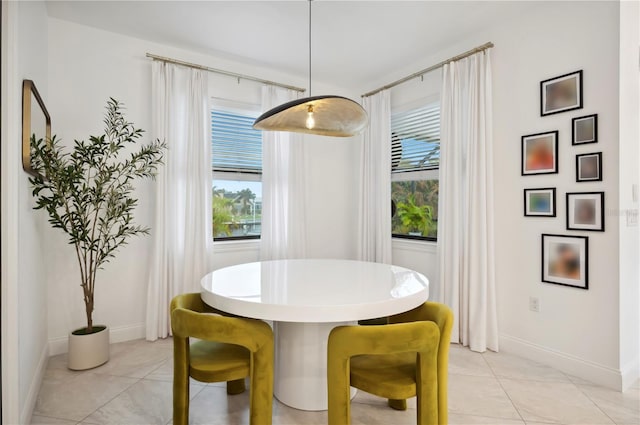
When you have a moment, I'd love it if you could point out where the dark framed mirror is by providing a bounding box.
[22,79,51,177]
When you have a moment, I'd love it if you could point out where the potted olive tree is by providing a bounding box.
[30,99,166,370]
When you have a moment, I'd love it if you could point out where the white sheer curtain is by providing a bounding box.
[146,62,213,340]
[357,90,392,264]
[438,50,498,352]
[260,85,307,260]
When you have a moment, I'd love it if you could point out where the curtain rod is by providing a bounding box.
[361,41,494,98]
[145,53,307,93]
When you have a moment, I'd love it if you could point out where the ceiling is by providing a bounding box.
[45,1,543,92]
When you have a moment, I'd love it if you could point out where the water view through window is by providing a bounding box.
[212,179,262,239]
[211,107,262,240]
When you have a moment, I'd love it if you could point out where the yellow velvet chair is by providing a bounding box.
[388,301,453,423]
[170,293,274,425]
[327,320,440,425]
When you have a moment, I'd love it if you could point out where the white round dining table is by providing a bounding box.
[200,258,429,411]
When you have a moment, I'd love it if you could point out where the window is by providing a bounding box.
[391,102,440,241]
[211,108,262,241]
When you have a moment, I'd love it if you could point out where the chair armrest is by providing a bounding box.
[171,308,273,352]
[328,321,440,359]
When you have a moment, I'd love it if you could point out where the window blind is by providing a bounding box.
[211,109,262,173]
[391,103,440,173]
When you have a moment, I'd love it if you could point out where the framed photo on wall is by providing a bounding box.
[524,188,556,217]
[522,131,558,175]
[576,152,602,182]
[566,192,605,231]
[542,234,589,290]
[572,114,598,145]
[540,70,583,116]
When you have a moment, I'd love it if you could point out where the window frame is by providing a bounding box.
[211,99,263,242]
[390,98,440,243]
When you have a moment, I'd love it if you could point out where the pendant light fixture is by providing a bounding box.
[253,0,368,137]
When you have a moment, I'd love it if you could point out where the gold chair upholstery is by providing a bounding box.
[170,293,274,425]
[327,301,453,425]
[389,301,453,423]
[328,321,440,424]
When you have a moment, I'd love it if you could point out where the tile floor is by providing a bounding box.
[32,338,639,425]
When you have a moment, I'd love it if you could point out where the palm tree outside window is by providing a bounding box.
[211,107,262,240]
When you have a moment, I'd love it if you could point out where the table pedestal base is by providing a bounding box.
[274,321,357,411]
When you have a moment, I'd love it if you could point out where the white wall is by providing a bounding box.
[1,1,50,423]
[617,0,640,388]
[45,17,359,352]
[17,1,50,422]
[378,1,627,389]
[304,133,359,259]
[491,1,622,388]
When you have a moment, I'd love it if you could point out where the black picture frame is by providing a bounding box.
[540,70,583,116]
[524,188,556,217]
[572,114,598,145]
[541,234,589,290]
[566,192,605,232]
[521,131,559,175]
[576,152,602,182]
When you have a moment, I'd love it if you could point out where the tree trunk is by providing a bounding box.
[82,281,94,333]
[85,297,94,333]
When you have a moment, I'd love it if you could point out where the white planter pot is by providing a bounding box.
[68,325,110,370]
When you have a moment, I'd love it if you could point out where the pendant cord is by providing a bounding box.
[308,0,312,96]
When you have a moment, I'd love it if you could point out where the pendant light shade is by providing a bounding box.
[253,95,368,137]
[252,0,368,138]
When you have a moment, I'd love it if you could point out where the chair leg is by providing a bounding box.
[173,338,190,425]
[227,378,246,395]
[417,352,439,425]
[388,399,407,410]
[327,358,352,425]
[248,346,273,425]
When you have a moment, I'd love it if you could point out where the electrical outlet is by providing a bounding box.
[529,297,540,312]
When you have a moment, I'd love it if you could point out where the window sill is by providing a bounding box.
[392,237,437,254]
[213,238,260,254]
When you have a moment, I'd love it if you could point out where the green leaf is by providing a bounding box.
[28,98,167,330]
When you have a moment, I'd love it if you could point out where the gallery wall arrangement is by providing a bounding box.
[522,69,606,291]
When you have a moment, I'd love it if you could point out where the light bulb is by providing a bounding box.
[306,105,315,130]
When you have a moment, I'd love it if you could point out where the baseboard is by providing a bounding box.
[109,322,147,344]
[20,344,49,425]
[621,359,640,390]
[499,333,624,391]
[48,322,146,356]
